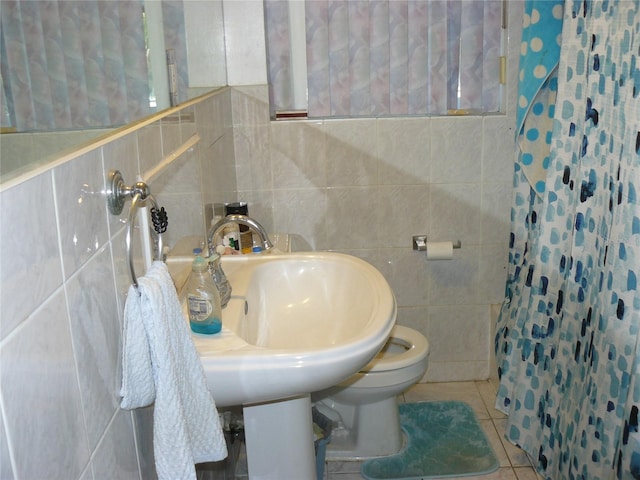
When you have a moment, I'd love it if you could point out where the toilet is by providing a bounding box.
[313,325,429,459]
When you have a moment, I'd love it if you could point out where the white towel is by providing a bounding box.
[120,261,227,480]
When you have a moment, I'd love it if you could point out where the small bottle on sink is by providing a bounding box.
[185,252,222,334]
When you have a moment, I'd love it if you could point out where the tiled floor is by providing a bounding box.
[324,380,541,480]
[198,380,542,480]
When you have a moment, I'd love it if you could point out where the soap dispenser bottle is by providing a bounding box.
[185,253,222,334]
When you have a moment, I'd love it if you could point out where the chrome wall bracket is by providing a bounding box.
[412,235,462,251]
[107,170,151,215]
[412,235,428,251]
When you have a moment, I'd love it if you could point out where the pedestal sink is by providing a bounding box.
[167,251,396,479]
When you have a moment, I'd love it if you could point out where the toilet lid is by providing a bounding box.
[360,325,429,373]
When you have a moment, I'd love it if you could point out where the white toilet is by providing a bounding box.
[313,325,429,459]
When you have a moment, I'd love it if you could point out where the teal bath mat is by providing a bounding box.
[361,401,499,479]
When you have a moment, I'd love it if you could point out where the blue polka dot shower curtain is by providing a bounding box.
[495,1,640,479]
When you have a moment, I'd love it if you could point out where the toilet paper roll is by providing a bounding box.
[426,241,454,260]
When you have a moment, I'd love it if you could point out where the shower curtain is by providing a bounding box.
[495,1,640,479]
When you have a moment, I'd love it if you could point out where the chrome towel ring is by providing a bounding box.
[107,170,168,288]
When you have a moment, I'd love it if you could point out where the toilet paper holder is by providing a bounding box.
[412,235,462,252]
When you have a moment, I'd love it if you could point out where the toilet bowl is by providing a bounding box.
[313,325,429,459]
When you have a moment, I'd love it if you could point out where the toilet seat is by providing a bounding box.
[359,325,429,373]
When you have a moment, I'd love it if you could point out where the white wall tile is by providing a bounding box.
[378,185,430,248]
[377,248,430,307]
[53,149,109,279]
[483,116,516,184]
[427,245,481,305]
[428,183,483,247]
[231,86,271,127]
[426,360,490,382]
[0,291,90,480]
[193,94,220,149]
[324,119,379,187]
[377,117,431,185]
[325,187,383,249]
[479,243,509,304]
[0,414,14,480]
[270,121,327,190]
[78,465,93,480]
[202,133,237,206]
[430,117,483,184]
[159,193,206,248]
[66,245,121,451]
[426,305,490,364]
[272,188,328,251]
[0,172,63,339]
[481,182,514,245]
[234,125,273,192]
[395,305,430,335]
[91,409,140,479]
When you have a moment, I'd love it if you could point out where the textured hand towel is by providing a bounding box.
[121,261,227,480]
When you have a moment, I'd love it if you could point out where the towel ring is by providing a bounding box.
[107,170,168,288]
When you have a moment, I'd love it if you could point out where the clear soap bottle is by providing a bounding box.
[208,248,232,308]
[186,254,222,334]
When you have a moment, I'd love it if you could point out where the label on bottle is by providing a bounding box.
[240,230,253,254]
[188,295,213,322]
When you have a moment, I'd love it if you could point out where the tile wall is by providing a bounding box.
[229,88,516,381]
[0,88,236,480]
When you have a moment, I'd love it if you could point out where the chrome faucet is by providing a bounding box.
[205,214,273,308]
[207,214,274,255]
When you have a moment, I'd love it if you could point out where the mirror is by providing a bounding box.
[0,0,227,183]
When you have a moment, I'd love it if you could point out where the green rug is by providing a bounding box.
[361,401,499,479]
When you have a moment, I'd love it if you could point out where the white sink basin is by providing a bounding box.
[168,251,396,407]
[168,250,395,478]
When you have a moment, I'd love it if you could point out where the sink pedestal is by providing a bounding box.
[243,394,316,479]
